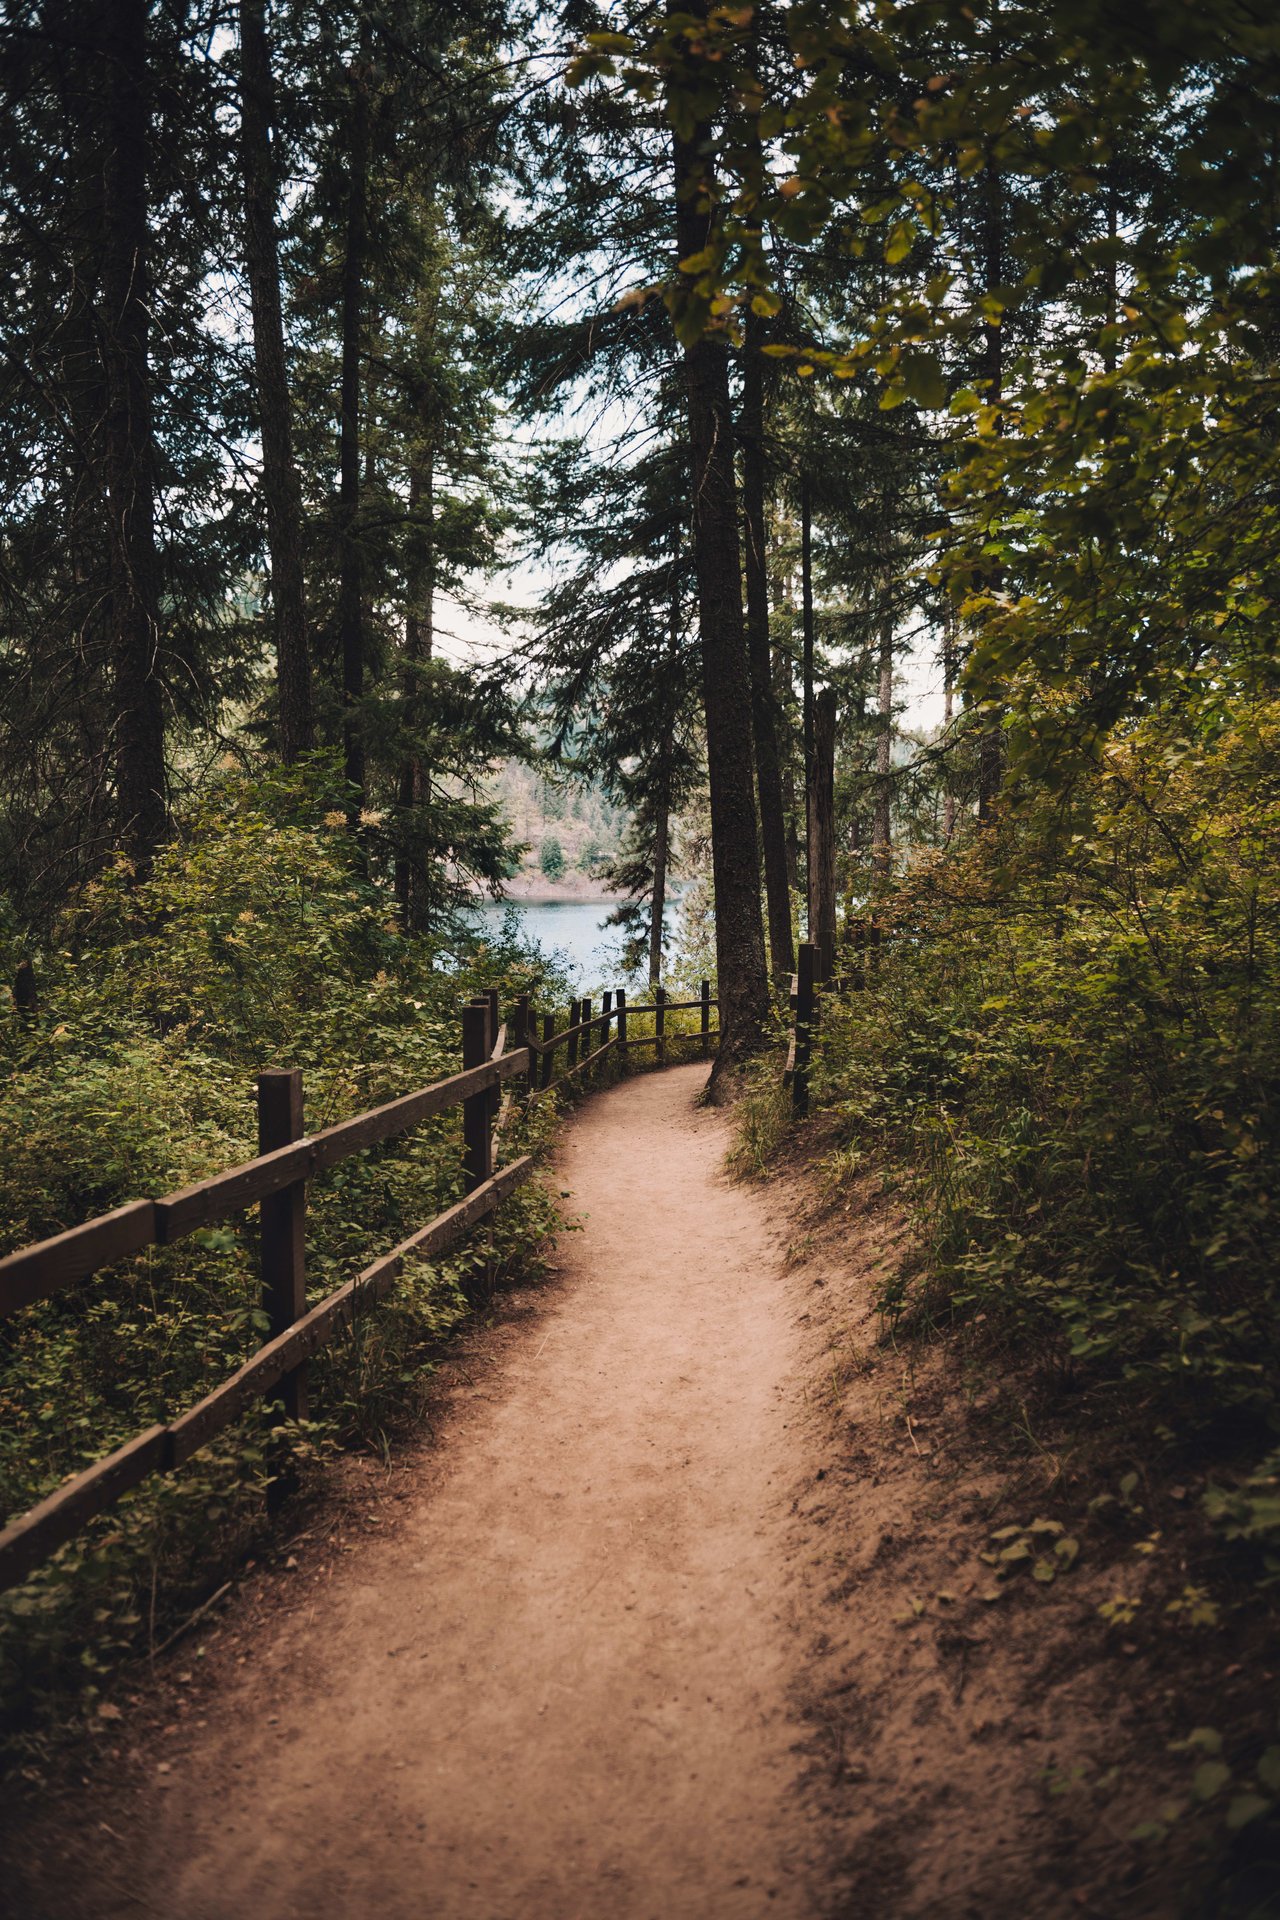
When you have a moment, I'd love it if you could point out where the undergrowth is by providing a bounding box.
[807,702,1280,1486]
[0,759,571,1770]
[736,698,1280,1895]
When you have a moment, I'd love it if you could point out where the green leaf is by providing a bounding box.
[884,220,914,265]
[1129,1820,1167,1843]
[1192,1760,1232,1802]
[899,349,947,411]
[1226,1792,1270,1831]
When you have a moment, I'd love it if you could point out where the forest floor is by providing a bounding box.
[1,1065,1269,1918]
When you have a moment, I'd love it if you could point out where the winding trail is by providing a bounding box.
[35,1064,828,1919]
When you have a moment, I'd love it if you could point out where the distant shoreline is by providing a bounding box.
[469,876,626,906]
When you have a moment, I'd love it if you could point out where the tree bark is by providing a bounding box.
[649,761,670,987]
[812,686,837,979]
[776,639,801,894]
[672,113,769,1088]
[740,315,794,981]
[977,141,1005,820]
[396,454,434,926]
[338,49,371,809]
[872,595,894,879]
[100,0,166,867]
[942,605,958,842]
[240,0,314,763]
[801,478,817,944]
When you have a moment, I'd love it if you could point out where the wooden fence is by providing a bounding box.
[0,979,719,1596]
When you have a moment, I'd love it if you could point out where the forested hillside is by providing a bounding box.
[484,759,627,893]
[2,0,1280,1904]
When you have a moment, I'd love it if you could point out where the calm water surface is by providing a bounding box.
[463,898,628,987]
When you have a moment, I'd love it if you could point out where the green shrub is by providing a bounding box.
[0,760,568,1761]
[804,698,1280,1464]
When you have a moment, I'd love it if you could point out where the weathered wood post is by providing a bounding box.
[700,979,711,1059]
[813,687,838,983]
[462,1001,493,1192]
[258,1068,308,1510]
[656,984,667,1067]
[600,990,613,1069]
[567,997,581,1074]
[793,942,817,1117]
[258,1069,307,1419]
[616,987,627,1059]
[580,997,593,1080]
[487,987,502,1127]
[540,1012,555,1090]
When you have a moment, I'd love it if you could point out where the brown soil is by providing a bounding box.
[2,1065,1260,1918]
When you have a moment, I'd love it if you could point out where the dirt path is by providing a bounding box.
[19,1065,829,1919]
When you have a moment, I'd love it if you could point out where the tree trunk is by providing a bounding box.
[101,0,166,867]
[740,315,793,981]
[672,112,770,1089]
[1103,164,1119,378]
[942,605,958,842]
[801,478,817,943]
[812,687,837,979]
[338,50,371,809]
[776,641,801,894]
[239,0,314,763]
[649,762,669,987]
[977,142,1005,820]
[397,454,434,926]
[872,597,894,879]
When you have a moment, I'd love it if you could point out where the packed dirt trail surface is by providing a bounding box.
[26,1064,828,1919]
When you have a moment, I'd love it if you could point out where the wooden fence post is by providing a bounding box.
[567,997,580,1074]
[488,988,502,1125]
[540,1011,555,1090]
[580,997,593,1080]
[258,1068,307,1512]
[616,987,627,1058]
[600,990,612,1066]
[656,984,666,1067]
[462,1001,493,1191]
[700,979,711,1059]
[793,942,817,1117]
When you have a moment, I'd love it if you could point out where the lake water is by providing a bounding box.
[463,898,633,987]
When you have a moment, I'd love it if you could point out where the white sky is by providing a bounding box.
[436,570,949,737]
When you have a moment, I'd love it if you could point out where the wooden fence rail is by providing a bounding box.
[1,929,882,1596]
[0,975,722,1595]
